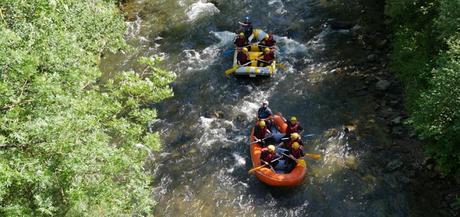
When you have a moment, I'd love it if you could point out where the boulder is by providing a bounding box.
[386,159,403,172]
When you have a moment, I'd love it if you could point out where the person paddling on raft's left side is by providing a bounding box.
[254,120,272,147]
[260,145,280,169]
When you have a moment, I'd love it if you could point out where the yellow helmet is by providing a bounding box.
[290,116,297,123]
[239,32,244,37]
[242,47,248,53]
[259,120,266,127]
[291,133,300,140]
[268,145,276,152]
[264,47,270,53]
[264,34,269,40]
[292,142,300,150]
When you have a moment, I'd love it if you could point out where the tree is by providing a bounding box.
[0,0,175,216]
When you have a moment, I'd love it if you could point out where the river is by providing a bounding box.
[100,0,453,216]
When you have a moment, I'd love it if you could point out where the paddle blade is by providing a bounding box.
[304,153,321,160]
[225,66,238,75]
[276,63,286,69]
[248,165,265,174]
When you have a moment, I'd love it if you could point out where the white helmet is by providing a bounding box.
[262,100,269,106]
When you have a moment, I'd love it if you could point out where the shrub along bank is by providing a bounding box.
[0,0,174,216]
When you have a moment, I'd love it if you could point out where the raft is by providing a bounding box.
[231,29,276,77]
[249,114,307,186]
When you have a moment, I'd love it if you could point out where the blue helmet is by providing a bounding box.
[245,16,250,21]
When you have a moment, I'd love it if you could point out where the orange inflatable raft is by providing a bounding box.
[250,115,307,186]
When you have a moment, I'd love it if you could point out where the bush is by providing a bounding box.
[386,0,460,174]
[0,0,174,216]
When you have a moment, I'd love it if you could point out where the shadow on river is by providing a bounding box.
[100,0,457,216]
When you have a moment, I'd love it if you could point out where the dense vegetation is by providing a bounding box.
[385,0,459,175]
[0,0,174,216]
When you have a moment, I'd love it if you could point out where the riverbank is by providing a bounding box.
[322,0,460,215]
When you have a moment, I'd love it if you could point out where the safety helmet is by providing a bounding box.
[262,100,269,106]
[292,142,300,150]
[245,16,250,21]
[264,34,269,40]
[268,145,276,152]
[291,133,300,140]
[239,32,244,37]
[264,47,270,53]
[242,47,248,53]
[259,120,266,127]
[290,116,297,123]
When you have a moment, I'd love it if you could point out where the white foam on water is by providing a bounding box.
[269,0,287,14]
[125,15,142,40]
[195,116,236,148]
[181,31,235,72]
[186,0,220,22]
[232,152,246,166]
[276,35,309,55]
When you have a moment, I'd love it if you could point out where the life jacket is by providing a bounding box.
[290,148,304,159]
[234,37,248,47]
[286,122,301,135]
[284,138,303,149]
[261,148,277,162]
[254,125,269,140]
[262,52,274,62]
[237,52,249,65]
[261,35,276,47]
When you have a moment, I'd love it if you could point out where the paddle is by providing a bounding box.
[224,61,251,75]
[249,134,274,145]
[248,156,283,174]
[304,153,321,160]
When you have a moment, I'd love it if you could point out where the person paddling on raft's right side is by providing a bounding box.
[285,116,304,138]
[258,47,275,67]
[259,32,276,49]
[286,142,304,171]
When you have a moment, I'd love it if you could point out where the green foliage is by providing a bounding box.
[386,0,460,174]
[0,0,175,216]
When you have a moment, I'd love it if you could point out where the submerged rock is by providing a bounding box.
[376,79,391,91]
[386,159,404,172]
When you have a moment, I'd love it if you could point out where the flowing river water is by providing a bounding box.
[100,0,454,216]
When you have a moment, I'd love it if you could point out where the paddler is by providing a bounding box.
[285,116,304,137]
[254,120,272,147]
[257,47,275,67]
[259,32,276,49]
[280,132,304,150]
[260,145,280,168]
[233,32,249,48]
[286,142,304,171]
[237,47,250,65]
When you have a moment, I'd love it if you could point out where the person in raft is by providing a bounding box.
[260,145,280,169]
[238,16,253,40]
[286,142,304,171]
[234,32,249,48]
[237,47,250,66]
[259,32,276,49]
[285,116,304,138]
[254,120,272,146]
[257,100,273,128]
[280,132,304,150]
[258,47,275,67]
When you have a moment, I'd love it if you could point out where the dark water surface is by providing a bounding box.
[100,0,446,216]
